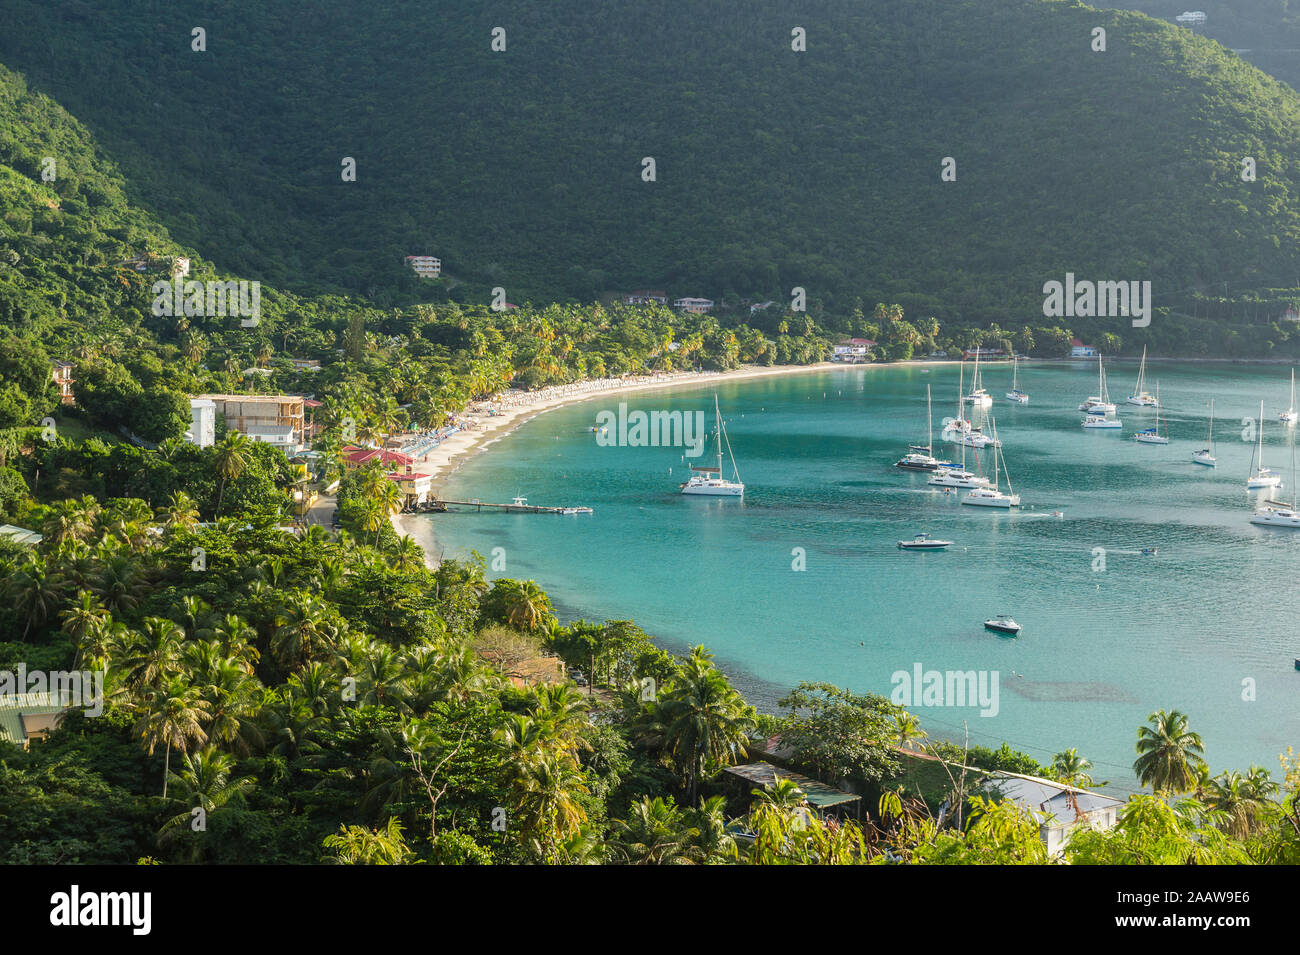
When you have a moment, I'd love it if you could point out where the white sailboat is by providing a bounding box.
[680,395,744,496]
[928,415,992,488]
[1279,368,1297,425]
[1192,399,1216,467]
[1246,400,1283,490]
[964,349,993,408]
[944,361,1000,448]
[962,417,1020,508]
[1252,424,1300,527]
[1133,382,1169,444]
[1126,346,1158,406]
[1078,353,1117,414]
[1005,354,1028,404]
[896,384,952,471]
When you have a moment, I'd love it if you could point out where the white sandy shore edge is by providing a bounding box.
[390,362,857,565]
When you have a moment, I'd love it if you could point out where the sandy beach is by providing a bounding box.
[391,362,846,563]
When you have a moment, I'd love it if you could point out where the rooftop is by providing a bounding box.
[723,760,861,809]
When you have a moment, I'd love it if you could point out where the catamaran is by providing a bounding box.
[961,417,1020,507]
[896,384,953,471]
[1126,346,1158,406]
[1082,414,1122,430]
[943,362,1000,448]
[928,418,992,488]
[1134,382,1169,444]
[1193,399,1217,467]
[1005,355,1028,404]
[1246,400,1283,490]
[1279,369,1297,425]
[1079,353,1117,414]
[964,350,993,408]
[1252,423,1300,527]
[680,395,744,496]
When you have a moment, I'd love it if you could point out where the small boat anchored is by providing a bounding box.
[1280,368,1297,425]
[898,533,952,550]
[1082,414,1122,430]
[984,615,1022,635]
[1126,346,1158,407]
[1005,355,1028,404]
[1193,399,1217,467]
[1133,382,1169,444]
[1079,353,1117,414]
[1247,401,1283,490]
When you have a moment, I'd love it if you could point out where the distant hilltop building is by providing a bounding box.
[625,290,668,305]
[1282,306,1300,323]
[673,297,714,314]
[1176,11,1207,26]
[404,255,441,279]
[750,301,777,315]
[1070,338,1098,358]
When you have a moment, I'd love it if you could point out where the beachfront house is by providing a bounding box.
[404,255,442,278]
[193,394,308,455]
[833,338,875,363]
[51,360,75,405]
[673,297,714,314]
[340,446,415,470]
[1069,338,1098,358]
[961,346,1006,360]
[387,469,434,508]
[977,770,1123,857]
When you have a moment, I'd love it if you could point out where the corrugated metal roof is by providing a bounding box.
[723,761,861,808]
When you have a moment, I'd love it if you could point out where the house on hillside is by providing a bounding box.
[673,297,714,314]
[625,290,668,305]
[340,446,415,470]
[961,347,1006,360]
[187,398,216,448]
[1069,338,1097,358]
[0,691,73,750]
[404,255,442,278]
[0,525,43,547]
[51,360,75,405]
[1175,11,1207,26]
[193,394,307,454]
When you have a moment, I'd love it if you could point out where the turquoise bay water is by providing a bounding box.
[430,362,1300,789]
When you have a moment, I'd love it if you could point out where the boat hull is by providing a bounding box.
[681,483,744,496]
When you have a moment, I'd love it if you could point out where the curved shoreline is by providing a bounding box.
[392,362,855,563]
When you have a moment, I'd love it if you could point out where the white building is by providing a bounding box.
[1176,11,1207,26]
[1069,338,1098,358]
[833,338,875,363]
[978,770,1123,857]
[188,398,216,448]
[673,297,714,314]
[404,255,442,278]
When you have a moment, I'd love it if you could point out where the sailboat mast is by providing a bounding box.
[927,384,932,452]
[714,395,723,475]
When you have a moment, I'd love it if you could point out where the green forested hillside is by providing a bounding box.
[4,0,1300,323]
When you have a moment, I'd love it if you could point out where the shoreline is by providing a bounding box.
[391,362,851,563]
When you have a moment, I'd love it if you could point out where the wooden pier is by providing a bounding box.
[431,498,593,515]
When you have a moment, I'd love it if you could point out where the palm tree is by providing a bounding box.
[157,745,255,858]
[1051,748,1096,788]
[272,592,341,669]
[4,554,65,639]
[489,579,553,632]
[121,617,185,691]
[610,796,701,865]
[658,646,757,804]
[42,498,96,546]
[1204,767,1279,839]
[136,677,213,797]
[213,431,253,513]
[1133,709,1207,795]
[894,711,928,751]
[156,490,200,530]
[323,817,416,865]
